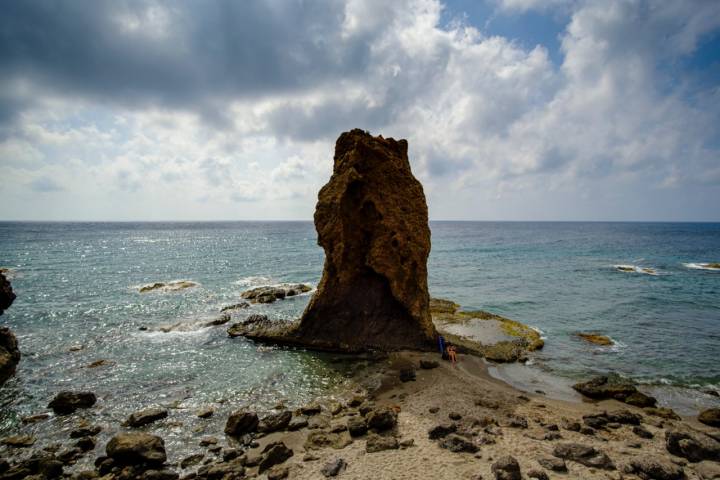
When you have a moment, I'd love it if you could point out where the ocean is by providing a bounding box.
[0,221,719,458]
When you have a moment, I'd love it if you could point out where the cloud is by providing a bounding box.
[29,176,63,192]
[0,0,719,220]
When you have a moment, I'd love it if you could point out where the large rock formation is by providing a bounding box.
[0,271,20,386]
[234,129,436,351]
[294,129,435,350]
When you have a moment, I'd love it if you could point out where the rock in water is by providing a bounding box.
[294,129,435,351]
[0,272,15,314]
[0,272,20,386]
[106,432,167,466]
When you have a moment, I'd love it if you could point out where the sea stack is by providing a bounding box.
[0,271,20,386]
[294,129,435,350]
[231,129,436,351]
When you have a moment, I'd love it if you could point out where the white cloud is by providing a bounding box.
[0,0,718,220]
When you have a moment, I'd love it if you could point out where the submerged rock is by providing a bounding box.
[577,333,613,346]
[48,391,97,415]
[220,302,250,312]
[138,280,198,293]
[124,407,169,428]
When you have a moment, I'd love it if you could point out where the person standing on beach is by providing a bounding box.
[447,344,457,366]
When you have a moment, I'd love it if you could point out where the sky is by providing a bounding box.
[1,0,719,221]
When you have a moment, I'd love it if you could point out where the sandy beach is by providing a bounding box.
[233,350,719,480]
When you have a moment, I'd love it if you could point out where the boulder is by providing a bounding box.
[537,457,567,472]
[1,434,36,447]
[196,460,245,479]
[224,411,259,436]
[626,455,684,480]
[366,407,397,432]
[365,433,399,453]
[553,443,615,470]
[124,408,169,427]
[48,391,97,414]
[482,341,524,363]
[491,456,521,480]
[420,360,439,369]
[439,434,479,453]
[399,368,416,382]
[665,428,720,462]
[699,408,720,428]
[572,375,638,402]
[695,460,720,479]
[428,423,457,439]
[106,432,166,466]
[526,469,548,480]
[633,425,654,439]
[305,431,353,450]
[227,314,272,337]
[259,410,292,433]
[625,391,657,408]
[347,416,368,437]
[220,302,250,312]
[258,442,293,473]
[285,130,436,351]
[321,458,347,477]
[240,284,311,304]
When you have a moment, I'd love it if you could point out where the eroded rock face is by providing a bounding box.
[293,129,435,351]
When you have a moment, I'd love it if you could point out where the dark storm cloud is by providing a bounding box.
[0,0,373,124]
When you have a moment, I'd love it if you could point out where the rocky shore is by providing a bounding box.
[2,350,719,479]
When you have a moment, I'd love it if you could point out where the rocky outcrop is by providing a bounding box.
[138,280,198,293]
[236,130,436,352]
[573,375,657,407]
[293,129,435,350]
[0,272,20,387]
[241,284,311,304]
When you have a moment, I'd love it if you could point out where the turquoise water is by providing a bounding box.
[0,221,719,458]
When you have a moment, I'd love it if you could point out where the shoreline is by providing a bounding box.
[2,347,719,479]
